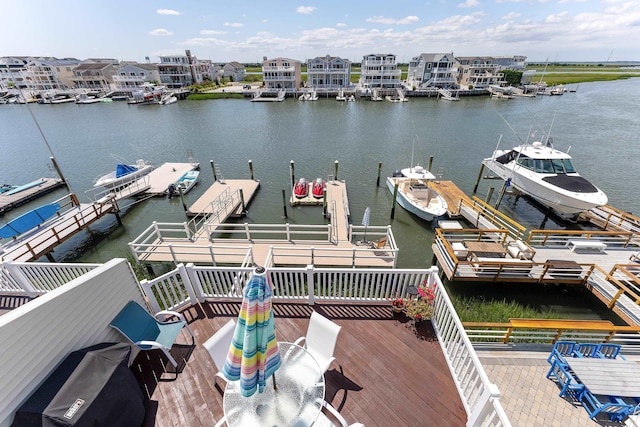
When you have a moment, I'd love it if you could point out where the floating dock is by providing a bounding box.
[144,162,200,196]
[0,178,65,214]
[186,179,260,218]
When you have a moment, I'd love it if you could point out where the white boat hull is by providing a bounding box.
[482,157,607,215]
[94,164,153,188]
[386,177,448,221]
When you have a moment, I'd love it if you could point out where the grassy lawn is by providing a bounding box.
[539,73,638,85]
[187,93,244,100]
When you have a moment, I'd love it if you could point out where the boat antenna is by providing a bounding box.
[493,134,503,158]
[19,88,73,194]
[544,112,557,147]
[496,111,526,145]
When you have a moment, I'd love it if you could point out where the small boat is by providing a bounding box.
[293,178,309,198]
[2,178,47,196]
[311,178,326,199]
[94,159,153,188]
[0,184,18,194]
[166,170,199,198]
[0,202,60,239]
[386,166,448,221]
[482,138,608,218]
[160,94,177,105]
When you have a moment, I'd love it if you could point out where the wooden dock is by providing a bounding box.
[186,179,260,217]
[0,178,65,213]
[145,162,200,196]
[429,180,472,217]
[324,180,350,242]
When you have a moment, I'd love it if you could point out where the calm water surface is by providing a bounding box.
[1,79,639,320]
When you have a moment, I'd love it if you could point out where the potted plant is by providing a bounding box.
[404,283,436,324]
[390,297,406,314]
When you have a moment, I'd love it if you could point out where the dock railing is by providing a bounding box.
[587,205,640,235]
[204,222,332,242]
[462,318,640,350]
[528,229,637,248]
[458,196,526,241]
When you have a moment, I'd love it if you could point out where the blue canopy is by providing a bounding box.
[115,164,138,178]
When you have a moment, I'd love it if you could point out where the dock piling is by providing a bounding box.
[210,160,217,182]
[282,189,288,218]
[494,180,507,209]
[391,182,399,219]
[334,160,339,181]
[290,160,295,189]
[179,186,187,212]
[485,187,494,204]
[322,188,327,216]
[472,164,485,195]
[376,162,382,187]
[239,188,246,214]
[428,155,434,172]
[248,160,254,180]
[50,156,70,191]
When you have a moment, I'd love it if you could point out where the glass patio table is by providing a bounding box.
[223,342,325,427]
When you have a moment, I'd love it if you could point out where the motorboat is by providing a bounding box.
[166,170,199,198]
[386,165,448,221]
[293,178,309,198]
[160,94,177,105]
[311,178,326,199]
[94,159,153,188]
[482,139,608,217]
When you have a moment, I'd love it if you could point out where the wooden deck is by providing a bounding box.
[133,302,467,427]
[429,180,472,217]
[324,181,350,242]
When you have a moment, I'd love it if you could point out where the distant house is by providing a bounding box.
[455,56,505,89]
[406,53,457,89]
[493,55,527,71]
[262,57,302,91]
[0,56,30,90]
[71,61,116,91]
[223,62,245,82]
[359,54,401,89]
[112,63,161,92]
[306,55,351,89]
[158,50,214,89]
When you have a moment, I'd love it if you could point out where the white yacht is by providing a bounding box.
[386,165,448,221]
[482,140,607,217]
[94,159,154,189]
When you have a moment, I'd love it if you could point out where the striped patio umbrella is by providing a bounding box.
[222,266,281,397]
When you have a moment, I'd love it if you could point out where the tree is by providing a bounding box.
[502,70,523,86]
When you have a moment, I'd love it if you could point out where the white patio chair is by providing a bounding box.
[314,400,365,427]
[294,311,342,374]
[203,319,236,392]
[213,416,227,427]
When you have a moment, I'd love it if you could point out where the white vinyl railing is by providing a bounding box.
[0,261,101,297]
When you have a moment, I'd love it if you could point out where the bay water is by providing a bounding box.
[1,79,639,320]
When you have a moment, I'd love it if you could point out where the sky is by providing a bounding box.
[2,0,639,64]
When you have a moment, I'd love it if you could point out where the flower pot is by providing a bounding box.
[392,306,404,314]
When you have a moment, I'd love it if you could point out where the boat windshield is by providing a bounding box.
[516,156,576,174]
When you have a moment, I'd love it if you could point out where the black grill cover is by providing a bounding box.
[12,342,145,427]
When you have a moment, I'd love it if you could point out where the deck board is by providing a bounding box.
[134,302,467,427]
[429,180,472,216]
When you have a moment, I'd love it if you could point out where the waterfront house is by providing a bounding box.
[0,56,29,91]
[406,53,457,89]
[455,56,506,90]
[158,50,215,89]
[306,55,352,90]
[359,53,402,89]
[71,61,117,91]
[262,56,302,92]
[493,55,528,71]
[222,61,246,82]
[25,57,80,91]
[112,62,162,93]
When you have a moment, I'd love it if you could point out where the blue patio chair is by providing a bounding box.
[597,343,625,360]
[574,343,599,358]
[546,341,576,368]
[580,391,635,422]
[109,300,195,370]
[546,360,585,399]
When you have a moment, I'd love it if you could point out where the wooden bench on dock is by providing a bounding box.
[567,239,607,253]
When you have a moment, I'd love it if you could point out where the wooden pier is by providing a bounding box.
[428,180,473,217]
[186,179,260,217]
[0,178,65,214]
[145,162,199,195]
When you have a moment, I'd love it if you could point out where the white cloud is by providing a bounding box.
[296,6,317,14]
[157,9,181,16]
[149,29,173,36]
[262,19,268,23]
[502,12,521,19]
[336,22,347,27]
[458,0,480,8]
[365,16,419,25]
[180,37,231,47]
[545,11,569,23]
[224,22,244,28]
[200,30,228,35]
